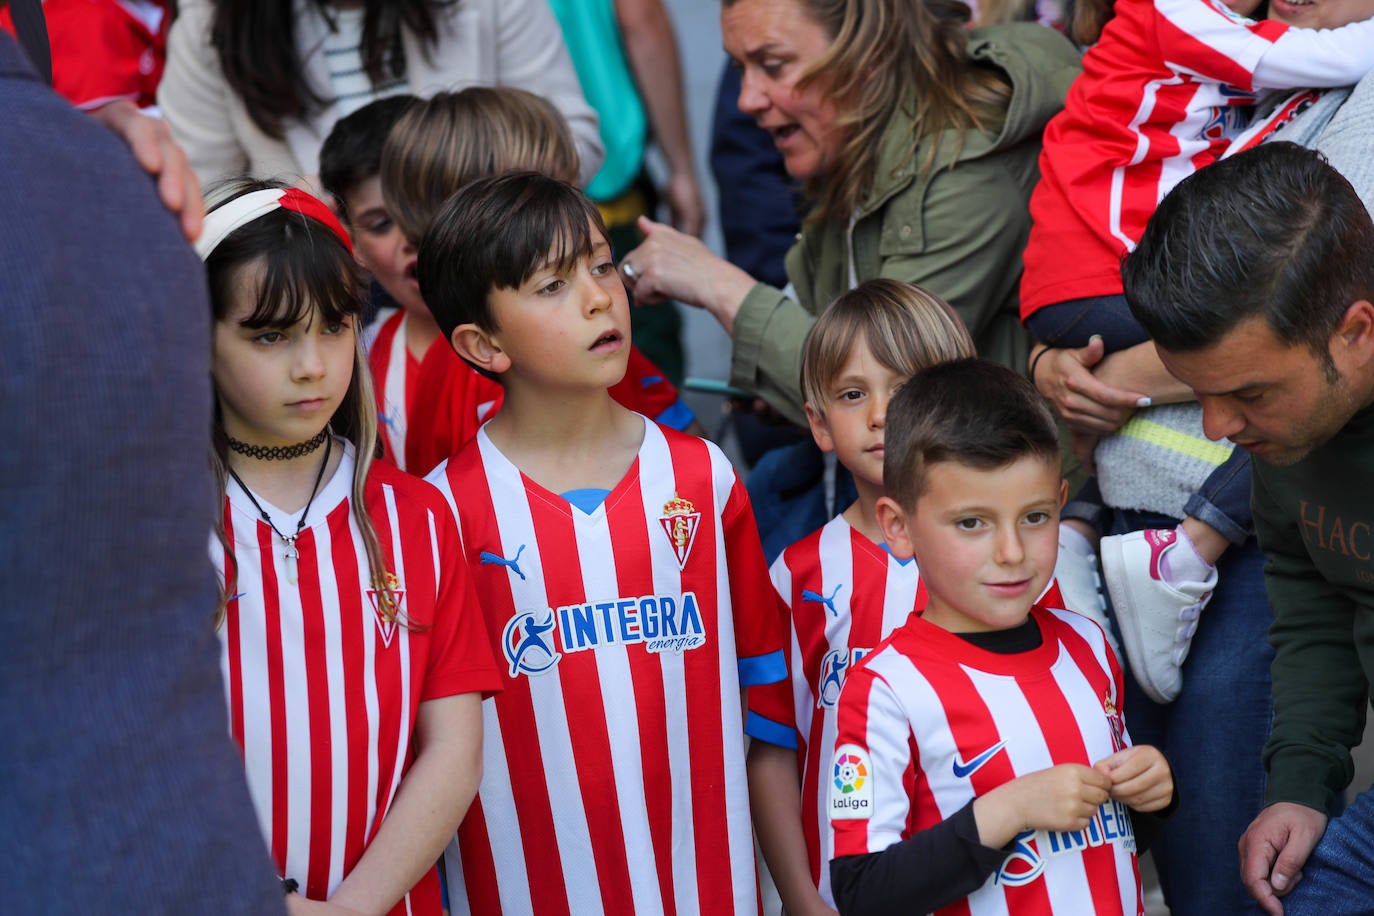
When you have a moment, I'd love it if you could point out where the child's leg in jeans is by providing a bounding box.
[1029,296,1246,684]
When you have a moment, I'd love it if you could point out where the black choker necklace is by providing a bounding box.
[228,435,332,570]
[227,428,329,461]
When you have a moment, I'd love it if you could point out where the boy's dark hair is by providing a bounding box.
[417,171,609,372]
[884,358,1059,509]
[1124,142,1374,372]
[318,94,418,224]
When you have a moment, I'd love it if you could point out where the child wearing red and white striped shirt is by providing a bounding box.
[1022,0,1374,707]
[830,360,1174,915]
[199,178,499,916]
[743,280,966,915]
[746,281,1080,914]
[419,171,787,915]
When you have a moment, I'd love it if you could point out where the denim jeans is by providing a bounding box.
[1280,789,1374,912]
[1106,508,1274,916]
[1031,295,1253,544]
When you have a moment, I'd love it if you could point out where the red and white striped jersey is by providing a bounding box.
[745,516,925,906]
[831,606,1140,915]
[427,417,787,916]
[1021,0,1289,318]
[214,445,500,915]
[746,517,1070,906]
[362,309,501,473]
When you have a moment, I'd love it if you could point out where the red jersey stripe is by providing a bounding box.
[431,418,784,915]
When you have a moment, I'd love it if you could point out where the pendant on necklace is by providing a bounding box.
[283,536,300,584]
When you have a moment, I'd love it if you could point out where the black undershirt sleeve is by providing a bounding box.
[830,800,1009,914]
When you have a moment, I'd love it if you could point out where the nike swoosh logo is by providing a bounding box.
[952,741,1006,778]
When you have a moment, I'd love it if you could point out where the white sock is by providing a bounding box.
[1059,523,1096,559]
[1159,525,1215,587]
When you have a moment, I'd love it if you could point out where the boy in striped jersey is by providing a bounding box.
[418,171,787,915]
[742,279,974,914]
[830,360,1175,915]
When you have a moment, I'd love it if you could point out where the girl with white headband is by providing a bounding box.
[200,178,499,916]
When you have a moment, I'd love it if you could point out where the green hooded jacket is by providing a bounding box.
[729,22,1081,426]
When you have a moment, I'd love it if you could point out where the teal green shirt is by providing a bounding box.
[548,0,647,201]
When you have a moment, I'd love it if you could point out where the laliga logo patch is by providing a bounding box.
[366,573,404,648]
[503,609,561,677]
[659,494,701,570]
[830,744,873,819]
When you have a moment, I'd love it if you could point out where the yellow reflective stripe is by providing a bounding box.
[1116,417,1233,466]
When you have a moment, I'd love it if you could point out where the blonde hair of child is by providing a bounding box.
[203,178,399,628]
[380,86,581,244]
[800,278,975,416]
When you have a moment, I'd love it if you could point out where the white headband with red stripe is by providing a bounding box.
[195,187,353,261]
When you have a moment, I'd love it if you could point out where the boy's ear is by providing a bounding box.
[1059,478,1068,509]
[804,402,835,454]
[451,323,510,376]
[875,496,915,561]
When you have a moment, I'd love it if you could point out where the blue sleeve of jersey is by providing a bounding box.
[654,398,695,431]
[745,709,798,749]
[738,648,787,687]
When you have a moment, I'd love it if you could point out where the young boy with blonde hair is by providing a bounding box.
[830,359,1174,914]
[745,278,975,914]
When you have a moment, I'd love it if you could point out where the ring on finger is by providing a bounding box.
[621,261,637,282]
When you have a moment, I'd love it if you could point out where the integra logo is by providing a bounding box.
[502,592,707,676]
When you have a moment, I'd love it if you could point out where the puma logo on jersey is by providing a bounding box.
[481,544,527,581]
[802,583,844,617]
[952,741,1006,778]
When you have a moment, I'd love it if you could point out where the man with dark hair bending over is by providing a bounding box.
[1123,141,1374,914]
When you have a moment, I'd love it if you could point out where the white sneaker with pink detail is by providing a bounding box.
[1101,528,1218,704]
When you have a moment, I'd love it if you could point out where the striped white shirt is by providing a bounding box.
[427,417,787,915]
[1020,0,1374,317]
[215,444,499,914]
[831,606,1140,915]
[746,515,924,906]
[322,6,409,119]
